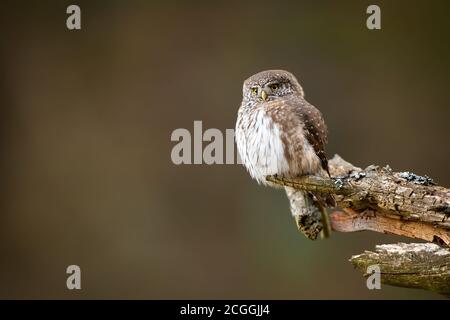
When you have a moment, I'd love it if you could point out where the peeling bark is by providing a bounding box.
[266,154,450,246]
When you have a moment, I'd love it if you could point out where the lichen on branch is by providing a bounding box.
[266,154,450,246]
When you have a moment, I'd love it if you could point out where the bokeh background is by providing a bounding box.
[1,0,449,299]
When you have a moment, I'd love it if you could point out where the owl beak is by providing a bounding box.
[260,90,268,101]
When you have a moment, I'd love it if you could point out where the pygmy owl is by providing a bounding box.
[235,70,334,240]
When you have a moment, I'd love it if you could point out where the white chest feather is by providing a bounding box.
[236,109,290,185]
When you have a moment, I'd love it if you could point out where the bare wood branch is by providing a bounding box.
[267,155,450,294]
[266,154,450,246]
[350,243,450,295]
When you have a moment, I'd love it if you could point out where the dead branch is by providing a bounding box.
[266,154,450,246]
[350,243,450,295]
[266,155,450,294]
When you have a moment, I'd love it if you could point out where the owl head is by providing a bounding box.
[242,69,304,102]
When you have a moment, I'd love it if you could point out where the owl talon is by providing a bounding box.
[295,214,323,240]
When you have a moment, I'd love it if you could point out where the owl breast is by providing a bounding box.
[236,106,291,185]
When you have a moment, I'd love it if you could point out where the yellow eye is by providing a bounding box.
[250,87,258,95]
[270,83,280,91]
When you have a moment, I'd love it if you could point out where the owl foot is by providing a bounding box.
[295,214,323,240]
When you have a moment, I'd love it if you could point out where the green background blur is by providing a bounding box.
[1,1,449,299]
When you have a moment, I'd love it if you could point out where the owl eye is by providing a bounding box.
[250,87,258,95]
[269,83,280,91]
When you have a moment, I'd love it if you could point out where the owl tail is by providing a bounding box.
[285,186,332,240]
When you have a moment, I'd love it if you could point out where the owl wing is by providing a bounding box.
[266,96,335,209]
[296,98,336,209]
[264,95,330,175]
[295,99,330,176]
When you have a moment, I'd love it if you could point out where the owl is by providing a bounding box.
[235,70,334,240]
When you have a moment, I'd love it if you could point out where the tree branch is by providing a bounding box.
[266,154,450,246]
[266,155,450,294]
[350,243,450,295]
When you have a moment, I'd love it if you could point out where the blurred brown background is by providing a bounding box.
[0,0,449,299]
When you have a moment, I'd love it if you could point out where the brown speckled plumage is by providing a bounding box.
[235,70,334,239]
